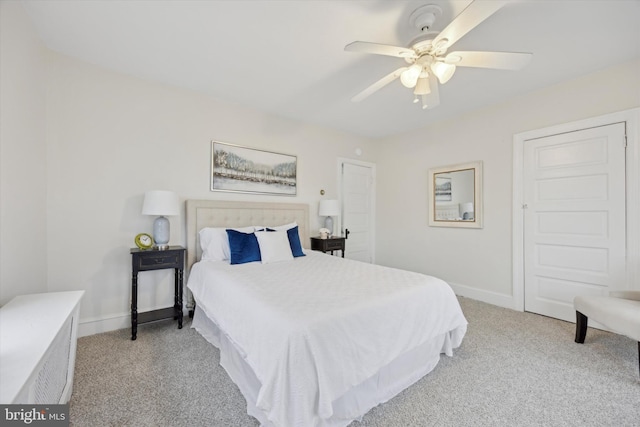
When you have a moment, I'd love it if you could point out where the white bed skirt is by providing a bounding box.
[192,305,457,427]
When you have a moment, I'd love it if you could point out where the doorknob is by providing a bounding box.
[345,228,350,239]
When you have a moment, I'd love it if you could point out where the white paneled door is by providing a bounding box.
[523,123,626,322]
[340,161,375,263]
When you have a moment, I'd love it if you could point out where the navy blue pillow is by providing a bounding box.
[287,226,305,258]
[226,229,261,265]
[265,226,305,257]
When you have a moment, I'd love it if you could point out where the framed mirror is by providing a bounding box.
[428,161,483,228]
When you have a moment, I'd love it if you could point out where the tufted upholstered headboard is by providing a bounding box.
[185,199,310,273]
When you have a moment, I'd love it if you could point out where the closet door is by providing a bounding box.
[523,123,626,322]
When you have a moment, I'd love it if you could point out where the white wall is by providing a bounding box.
[0,1,48,304]
[2,3,638,334]
[43,52,374,335]
[375,59,640,308]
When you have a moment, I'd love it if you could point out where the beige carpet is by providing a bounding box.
[70,297,640,426]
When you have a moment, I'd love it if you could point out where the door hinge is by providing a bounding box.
[522,204,528,209]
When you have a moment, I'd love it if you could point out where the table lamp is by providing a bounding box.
[318,199,340,236]
[460,202,474,220]
[142,190,179,250]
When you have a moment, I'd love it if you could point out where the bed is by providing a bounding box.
[185,200,467,427]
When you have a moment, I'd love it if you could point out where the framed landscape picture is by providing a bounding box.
[434,176,452,201]
[210,141,297,196]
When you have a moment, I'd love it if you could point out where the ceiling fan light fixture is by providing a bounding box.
[431,62,456,84]
[400,64,422,88]
[414,76,431,95]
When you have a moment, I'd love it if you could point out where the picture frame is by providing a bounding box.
[210,141,297,196]
[434,176,452,201]
[428,161,483,229]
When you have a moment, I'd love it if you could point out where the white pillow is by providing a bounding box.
[255,231,294,264]
[253,222,297,232]
[199,226,254,261]
[272,222,298,231]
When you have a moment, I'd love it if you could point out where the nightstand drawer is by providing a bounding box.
[324,240,344,250]
[132,248,185,272]
[310,237,345,258]
[138,253,180,269]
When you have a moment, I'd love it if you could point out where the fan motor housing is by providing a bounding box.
[408,31,440,56]
[407,5,444,59]
[409,4,442,32]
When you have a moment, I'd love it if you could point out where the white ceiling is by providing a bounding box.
[21,0,640,139]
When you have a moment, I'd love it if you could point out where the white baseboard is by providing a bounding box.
[78,312,130,337]
[448,281,517,311]
[78,308,189,338]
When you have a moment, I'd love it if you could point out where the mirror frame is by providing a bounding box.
[428,161,483,229]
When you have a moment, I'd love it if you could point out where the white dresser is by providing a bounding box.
[0,291,84,404]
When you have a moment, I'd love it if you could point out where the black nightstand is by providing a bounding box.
[310,236,346,258]
[130,246,185,340]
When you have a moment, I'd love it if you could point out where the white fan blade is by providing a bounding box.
[434,0,507,50]
[351,67,407,102]
[345,41,417,59]
[446,51,532,70]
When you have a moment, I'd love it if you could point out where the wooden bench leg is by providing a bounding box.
[575,311,588,344]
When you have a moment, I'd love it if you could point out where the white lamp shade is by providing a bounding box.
[414,76,431,95]
[400,64,421,88]
[431,62,456,84]
[319,199,340,217]
[459,202,474,220]
[460,202,474,213]
[142,191,179,216]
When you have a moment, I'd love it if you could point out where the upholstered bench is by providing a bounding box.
[574,291,640,375]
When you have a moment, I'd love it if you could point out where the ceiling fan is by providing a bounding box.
[344,1,532,109]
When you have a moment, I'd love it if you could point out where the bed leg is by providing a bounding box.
[575,311,587,344]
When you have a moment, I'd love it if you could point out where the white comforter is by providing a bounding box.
[187,251,467,427]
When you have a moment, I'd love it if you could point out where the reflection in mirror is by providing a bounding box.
[429,161,482,228]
